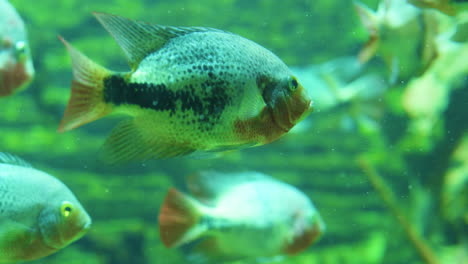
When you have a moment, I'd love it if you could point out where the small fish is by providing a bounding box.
[0,153,91,262]
[58,13,312,163]
[158,171,325,263]
[353,0,441,80]
[0,0,34,97]
[291,56,387,111]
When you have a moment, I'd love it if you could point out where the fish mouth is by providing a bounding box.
[81,221,92,232]
[270,86,312,132]
[62,219,92,247]
[283,214,325,255]
[0,60,33,96]
[84,221,92,229]
[309,215,325,243]
[77,217,92,236]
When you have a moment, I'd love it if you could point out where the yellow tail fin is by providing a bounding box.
[57,36,113,132]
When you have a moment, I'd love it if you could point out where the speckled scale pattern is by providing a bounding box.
[0,165,64,222]
[0,161,91,262]
[112,30,293,150]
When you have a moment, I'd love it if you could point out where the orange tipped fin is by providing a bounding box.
[158,188,204,248]
[353,1,379,36]
[353,1,380,63]
[358,35,379,63]
[57,36,113,133]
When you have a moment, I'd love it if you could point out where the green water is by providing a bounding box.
[1,0,467,263]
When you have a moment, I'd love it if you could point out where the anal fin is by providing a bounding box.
[99,117,195,164]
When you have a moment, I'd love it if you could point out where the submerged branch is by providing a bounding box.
[357,157,440,264]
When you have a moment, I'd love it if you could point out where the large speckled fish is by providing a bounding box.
[158,171,325,263]
[0,0,34,97]
[58,13,312,163]
[0,153,91,262]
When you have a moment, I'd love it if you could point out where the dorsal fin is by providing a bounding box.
[0,152,32,168]
[186,171,271,203]
[93,12,226,69]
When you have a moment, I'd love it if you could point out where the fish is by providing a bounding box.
[353,0,442,81]
[291,56,387,111]
[57,13,312,163]
[0,0,34,97]
[0,153,91,262]
[158,171,325,263]
[290,57,388,134]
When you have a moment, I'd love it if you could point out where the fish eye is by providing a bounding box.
[60,201,74,218]
[14,41,28,61]
[289,77,299,92]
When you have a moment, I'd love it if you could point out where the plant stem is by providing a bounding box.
[358,157,440,264]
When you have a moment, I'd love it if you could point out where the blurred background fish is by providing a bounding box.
[0,0,34,97]
[354,0,468,150]
[353,0,442,81]
[290,56,388,134]
[158,171,324,264]
[0,153,91,262]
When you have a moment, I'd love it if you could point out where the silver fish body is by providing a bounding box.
[202,178,322,256]
[159,171,325,263]
[0,153,91,262]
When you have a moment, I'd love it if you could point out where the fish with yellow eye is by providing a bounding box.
[0,153,91,262]
[58,13,312,163]
[0,0,34,97]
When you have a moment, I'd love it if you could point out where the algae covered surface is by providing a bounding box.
[1,0,467,263]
